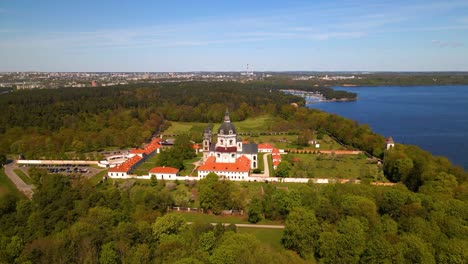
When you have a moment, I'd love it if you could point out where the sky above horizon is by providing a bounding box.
[1,0,468,72]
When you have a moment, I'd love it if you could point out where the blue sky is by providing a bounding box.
[1,0,468,72]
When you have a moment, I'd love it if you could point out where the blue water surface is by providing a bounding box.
[307,85,468,169]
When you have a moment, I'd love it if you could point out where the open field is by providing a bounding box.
[0,169,25,199]
[219,115,273,133]
[171,211,284,249]
[238,227,284,250]
[14,169,33,185]
[171,211,284,225]
[162,115,274,136]
[162,121,209,136]
[286,153,384,179]
[262,134,345,150]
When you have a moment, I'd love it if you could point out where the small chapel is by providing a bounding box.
[198,110,258,179]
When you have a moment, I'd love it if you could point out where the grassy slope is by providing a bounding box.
[162,115,274,136]
[89,169,109,185]
[238,227,284,250]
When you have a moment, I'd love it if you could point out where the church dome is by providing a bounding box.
[218,110,237,135]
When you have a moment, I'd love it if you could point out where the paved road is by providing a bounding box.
[187,222,285,229]
[251,153,271,178]
[3,161,34,199]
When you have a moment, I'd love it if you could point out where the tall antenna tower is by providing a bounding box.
[246,64,254,76]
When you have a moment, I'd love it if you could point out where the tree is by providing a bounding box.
[198,173,219,213]
[247,197,263,223]
[282,207,320,258]
[152,213,186,241]
[319,217,367,264]
[0,153,6,167]
[276,161,291,177]
[150,175,158,187]
[99,242,119,264]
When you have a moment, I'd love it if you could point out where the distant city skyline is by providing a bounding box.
[1,0,468,72]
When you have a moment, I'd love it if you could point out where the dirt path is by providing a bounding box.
[3,161,34,199]
[251,153,271,178]
[187,222,285,229]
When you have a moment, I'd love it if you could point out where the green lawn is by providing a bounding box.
[0,169,25,199]
[162,115,274,136]
[162,121,209,136]
[132,154,160,176]
[286,153,383,179]
[14,169,33,185]
[238,227,284,250]
[267,154,274,177]
[220,115,273,133]
[268,134,344,150]
[172,211,284,225]
[180,154,203,176]
[90,169,108,185]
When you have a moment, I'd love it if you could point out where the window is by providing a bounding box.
[253,156,256,160]
[231,154,235,158]
[217,153,220,158]
[229,130,233,134]
[220,139,224,144]
[229,139,233,145]
[220,130,224,134]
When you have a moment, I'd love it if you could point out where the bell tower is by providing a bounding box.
[203,125,212,160]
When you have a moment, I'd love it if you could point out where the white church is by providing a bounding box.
[198,111,258,178]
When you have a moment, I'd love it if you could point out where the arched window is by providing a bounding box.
[229,130,233,134]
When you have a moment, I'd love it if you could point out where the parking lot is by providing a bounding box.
[17,164,104,179]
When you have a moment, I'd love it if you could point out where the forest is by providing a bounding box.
[0,82,354,159]
[0,82,467,263]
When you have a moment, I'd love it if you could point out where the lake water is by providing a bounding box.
[307,85,468,169]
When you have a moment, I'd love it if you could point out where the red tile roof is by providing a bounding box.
[109,155,142,173]
[193,144,200,149]
[130,149,145,154]
[198,155,251,173]
[258,143,273,150]
[149,166,179,174]
[143,137,161,155]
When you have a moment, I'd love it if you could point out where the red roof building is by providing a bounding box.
[258,143,274,153]
[198,155,251,179]
[271,148,282,169]
[108,155,142,176]
[149,166,179,174]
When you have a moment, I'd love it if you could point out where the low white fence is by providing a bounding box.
[18,160,98,165]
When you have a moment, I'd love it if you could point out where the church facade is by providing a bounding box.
[198,111,258,178]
